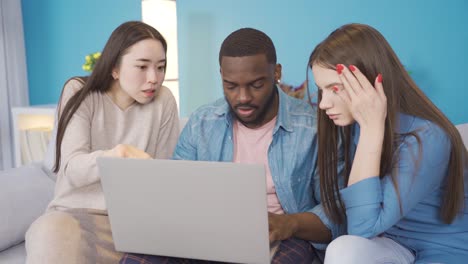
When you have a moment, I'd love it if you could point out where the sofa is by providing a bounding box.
[0,162,54,264]
[1,121,467,264]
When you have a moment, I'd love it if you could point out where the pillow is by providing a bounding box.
[0,163,54,251]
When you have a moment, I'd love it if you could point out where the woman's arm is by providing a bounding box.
[336,65,451,237]
[336,65,387,186]
[341,123,450,237]
[57,80,150,188]
[57,80,104,187]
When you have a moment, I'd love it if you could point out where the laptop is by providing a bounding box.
[97,157,275,264]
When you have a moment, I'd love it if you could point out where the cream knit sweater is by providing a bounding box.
[47,79,180,211]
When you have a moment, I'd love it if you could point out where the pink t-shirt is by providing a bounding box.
[233,117,285,214]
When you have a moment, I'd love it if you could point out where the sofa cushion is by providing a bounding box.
[0,242,26,264]
[0,163,54,251]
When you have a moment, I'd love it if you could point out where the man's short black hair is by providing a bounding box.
[219,28,277,65]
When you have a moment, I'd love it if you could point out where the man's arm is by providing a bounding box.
[269,144,345,244]
[268,212,331,243]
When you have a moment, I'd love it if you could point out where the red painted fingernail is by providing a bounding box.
[332,86,339,92]
[349,65,356,71]
[377,73,383,83]
[336,64,344,74]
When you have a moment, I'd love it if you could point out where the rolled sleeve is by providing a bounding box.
[340,177,384,237]
[340,177,382,209]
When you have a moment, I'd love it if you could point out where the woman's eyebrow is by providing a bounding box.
[135,58,166,63]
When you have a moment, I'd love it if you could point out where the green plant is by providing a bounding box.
[82,52,101,72]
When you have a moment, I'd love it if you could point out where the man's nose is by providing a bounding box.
[238,87,252,103]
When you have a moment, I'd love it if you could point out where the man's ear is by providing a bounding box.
[275,64,282,83]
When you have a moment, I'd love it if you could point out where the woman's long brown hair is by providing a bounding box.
[308,23,467,224]
[53,21,167,173]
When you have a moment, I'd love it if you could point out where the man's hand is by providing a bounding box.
[268,212,298,242]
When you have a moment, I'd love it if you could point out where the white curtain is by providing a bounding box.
[0,0,29,170]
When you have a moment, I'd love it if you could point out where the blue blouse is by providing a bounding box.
[340,113,468,263]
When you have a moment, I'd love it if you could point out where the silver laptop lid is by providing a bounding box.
[98,158,270,264]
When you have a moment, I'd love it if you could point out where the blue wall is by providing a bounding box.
[22,0,468,124]
[21,0,141,106]
[177,0,468,124]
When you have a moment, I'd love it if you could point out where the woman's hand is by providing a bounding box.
[336,64,386,185]
[105,144,152,159]
[335,64,387,132]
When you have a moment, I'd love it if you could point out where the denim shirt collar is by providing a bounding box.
[211,85,294,134]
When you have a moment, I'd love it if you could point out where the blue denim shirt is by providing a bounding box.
[341,113,468,262]
[173,87,341,247]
